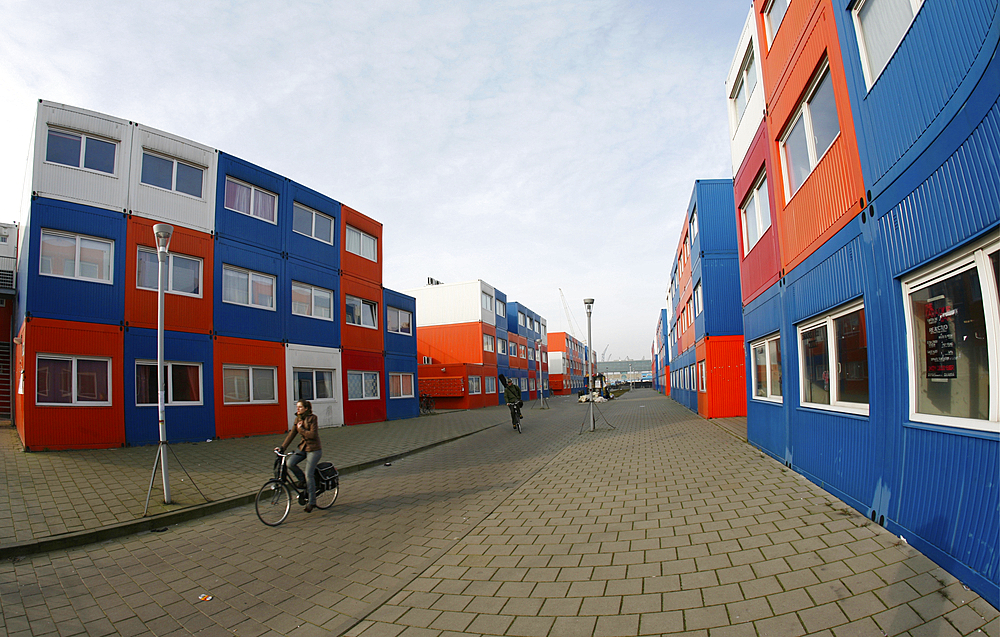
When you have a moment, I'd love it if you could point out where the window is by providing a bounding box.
[781,65,840,198]
[518,312,526,327]
[542,352,547,364]
[694,283,703,316]
[223,366,277,404]
[224,177,276,223]
[798,302,869,413]
[347,371,379,400]
[36,356,111,405]
[140,152,203,198]
[497,303,506,318]
[483,334,495,352]
[690,206,699,241]
[346,226,378,261]
[765,0,789,46]
[387,307,412,335]
[469,376,482,395]
[519,345,527,358]
[346,295,377,328]
[854,0,924,89]
[422,356,432,364]
[751,334,783,401]
[389,373,414,399]
[292,203,334,244]
[481,292,494,312]
[294,369,335,401]
[519,378,527,391]
[499,339,508,355]
[136,362,202,405]
[530,378,536,391]
[291,282,333,320]
[485,376,497,394]
[45,129,115,174]
[40,230,113,284]
[902,239,999,431]
[528,348,535,361]
[731,49,758,125]
[222,265,275,310]
[741,170,773,255]
[137,247,202,296]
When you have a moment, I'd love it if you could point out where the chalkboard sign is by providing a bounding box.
[924,299,957,379]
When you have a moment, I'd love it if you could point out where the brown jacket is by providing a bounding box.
[280,414,321,453]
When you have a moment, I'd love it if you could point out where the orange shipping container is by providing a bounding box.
[342,273,385,353]
[213,336,287,439]
[416,321,496,366]
[340,205,383,285]
[695,336,747,419]
[15,318,125,450]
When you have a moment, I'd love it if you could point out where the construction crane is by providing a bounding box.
[559,288,584,338]
[602,345,610,362]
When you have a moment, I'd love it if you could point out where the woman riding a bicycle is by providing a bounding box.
[279,399,322,512]
[499,374,523,429]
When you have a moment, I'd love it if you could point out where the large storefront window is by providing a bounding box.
[904,240,998,430]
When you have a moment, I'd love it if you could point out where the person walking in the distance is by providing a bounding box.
[499,374,523,429]
[279,399,322,512]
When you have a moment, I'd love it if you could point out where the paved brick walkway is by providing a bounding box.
[0,390,995,636]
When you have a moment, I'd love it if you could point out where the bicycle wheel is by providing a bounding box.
[315,479,339,509]
[516,414,521,434]
[255,480,291,526]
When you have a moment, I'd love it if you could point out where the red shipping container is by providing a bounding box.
[695,336,747,419]
[416,321,496,366]
[341,205,383,285]
[15,318,125,450]
[213,335,287,439]
[510,334,528,370]
[734,121,782,305]
[756,0,865,274]
[342,349,387,425]
[342,273,385,354]
[125,215,214,334]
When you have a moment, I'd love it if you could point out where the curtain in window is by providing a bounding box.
[858,0,914,81]
[225,179,251,214]
[254,190,276,222]
[172,364,200,402]
[136,364,156,404]
[223,268,249,305]
[346,228,361,255]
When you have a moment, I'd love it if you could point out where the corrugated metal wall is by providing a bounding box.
[341,205,382,285]
[285,258,339,349]
[341,274,384,353]
[342,349,387,425]
[384,288,417,357]
[214,238,284,342]
[213,336,287,438]
[734,121,781,305]
[215,153,285,255]
[385,353,419,421]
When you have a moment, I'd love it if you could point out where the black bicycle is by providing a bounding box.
[507,401,522,433]
[419,393,435,415]
[255,448,339,526]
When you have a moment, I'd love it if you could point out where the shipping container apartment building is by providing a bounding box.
[667,180,746,419]
[14,101,417,451]
[547,331,586,396]
[730,0,999,606]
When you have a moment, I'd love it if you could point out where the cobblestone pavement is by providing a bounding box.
[0,391,996,636]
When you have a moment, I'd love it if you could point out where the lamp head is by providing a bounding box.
[583,298,594,316]
[152,224,174,253]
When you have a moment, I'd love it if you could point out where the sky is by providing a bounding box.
[0,0,752,361]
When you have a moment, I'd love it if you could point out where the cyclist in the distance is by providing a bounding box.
[499,374,523,429]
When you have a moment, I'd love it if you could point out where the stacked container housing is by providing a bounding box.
[547,331,586,395]
[14,100,418,451]
[728,0,999,606]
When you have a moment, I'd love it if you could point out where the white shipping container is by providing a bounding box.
[725,9,766,177]
[406,279,498,327]
[285,344,344,428]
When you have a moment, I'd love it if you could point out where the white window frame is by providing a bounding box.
[901,236,999,432]
[780,63,841,201]
[222,265,276,311]
[140,151,204,199]
[528,348,535,361]
[387,307,413,335]
[499,339,508,355]
[422,356,432,365]
[292,202,335,245]
[730,47,758,126]
[347,370,380,400]
[44,128,117,175]
[36,355,112,406]
[690,206,699,241]
[750,333,783,402]
[469,375,482,395]
[135,361,204,406]
[293,368,336,402]
[485,376,497,394]
[482,292,494,312]
[389,372,414,399]
[797,300,870,415]
[483,334,495,353]
[518,312,526,327]
[699,361,707,393]
[224,176,277,225]
[853,0,924,90]
[519,344,527,358]
[497,303,506,318]
[694,282,703,316]
[346,226,378,262]
[345,295,378,329]
[764,0,789,47]
[291,281,334,321]
[137,247,203,298]
[741,169,773,256]
[39,230,114,285]
[222,365,278,405]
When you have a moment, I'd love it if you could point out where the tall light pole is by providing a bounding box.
[153,223,173,504]
[584,298,595,432]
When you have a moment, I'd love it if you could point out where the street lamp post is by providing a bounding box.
[584,298,595,432]
[153,223,173,504]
